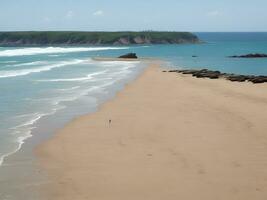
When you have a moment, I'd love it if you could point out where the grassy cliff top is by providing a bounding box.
[0,31,200,46]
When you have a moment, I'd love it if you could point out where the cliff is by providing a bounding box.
[0,31,200,46]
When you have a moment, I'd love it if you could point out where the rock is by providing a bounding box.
[192,55,198,57]
[116,37,130,45]
[229,53,267,58]
[225,75,249,82]
[179,70,199,74]
[224,75,267,83]
[208,74,220,79]
[168,68,267,84]
[192,69,221,79]
[249,76,267,84]
[118,53,138,59]
[174,69,221,79]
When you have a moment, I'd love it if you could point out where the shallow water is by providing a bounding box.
[0,46,146,167]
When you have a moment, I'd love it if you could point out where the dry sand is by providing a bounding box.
[36,62,267,200]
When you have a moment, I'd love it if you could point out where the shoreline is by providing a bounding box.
[0,58,142,166]
[0,58,148,200]
[36,61,267,199]
[166,68,267,84]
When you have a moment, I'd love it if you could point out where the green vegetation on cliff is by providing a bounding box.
[0,31,200,46]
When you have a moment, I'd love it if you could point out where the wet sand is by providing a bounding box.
[37,62,267,200]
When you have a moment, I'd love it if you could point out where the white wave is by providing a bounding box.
[51,81,117,105]
[0,59,85,78]
[12,61,46,67]
[0,110,59,166]
[108,70,131,76]
[39,62,137,83]
[34,80,116,107]
[13,112,40,119]
[0,47,129,57]
[11,113,46,129]
[0,133,29,165]
[39,70,108,82]
[48,54,60,57]
[56,86,81,91]
[0,130,30,166]
[0,61,17,64]
[98,60,140,66]
[96,61,140,71]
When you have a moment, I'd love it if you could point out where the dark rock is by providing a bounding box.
[208,74,220,79]
[226,75,249,82]
[224,75,267,83]
[177,69,199,74]
[168,68,267,84]
[192,69,221,79]
[174,69,221,79]
[229,53,267,58]
[249,76,267,84]
[118,53,138,59]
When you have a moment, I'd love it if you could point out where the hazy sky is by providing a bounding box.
[1,0,267,32]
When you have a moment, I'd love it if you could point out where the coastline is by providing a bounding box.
[36,61,267,199]
[0,58,147,200]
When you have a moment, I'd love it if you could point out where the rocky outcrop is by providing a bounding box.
[225,75,267,83]
[133,36,151,44]
[192,69,221,79]
[173,69,220,79]
[118,53,138,59]
[226,75,249,82]
[167,69,267,84]
[229,53,267,58]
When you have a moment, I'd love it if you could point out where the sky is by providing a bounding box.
[0,0,267,32]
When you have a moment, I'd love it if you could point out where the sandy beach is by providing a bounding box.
[36,62,267,200]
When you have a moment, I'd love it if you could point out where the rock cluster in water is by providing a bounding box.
[229,53,267,58]
[118,53,138,59]
[165,69,267,84]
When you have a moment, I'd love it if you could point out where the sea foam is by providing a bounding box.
[38,70,109,82]
[0,59,85,78]
[12,61,46,67]
[0,110,59,166]
[0,47,129,57]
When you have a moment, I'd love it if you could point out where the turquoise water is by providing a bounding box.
[0,32,267,166]
[135,32,267,75]
[0,46,146,165]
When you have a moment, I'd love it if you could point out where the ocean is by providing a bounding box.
[0,32,267,171]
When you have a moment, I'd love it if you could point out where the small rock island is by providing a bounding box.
[118,53,138,59]
[229,53,267,58]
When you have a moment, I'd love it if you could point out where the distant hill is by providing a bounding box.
[0,31,200,46]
